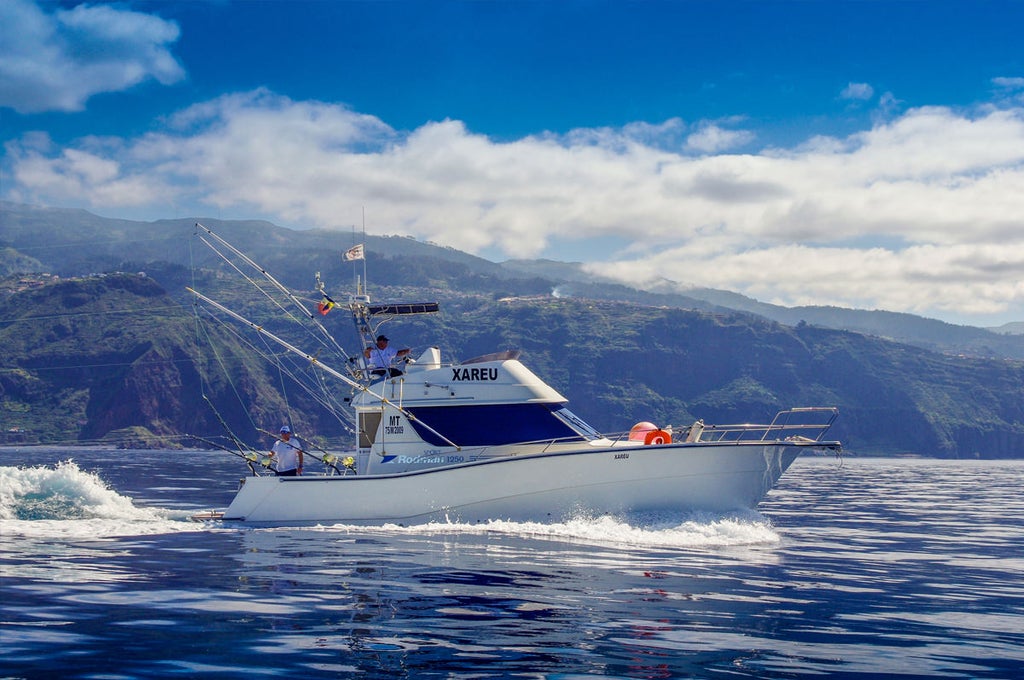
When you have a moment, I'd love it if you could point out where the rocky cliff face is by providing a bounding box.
[0,274,339,447]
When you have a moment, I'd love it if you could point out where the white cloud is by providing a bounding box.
[841,82,874,100]
[0,0,184,113]
[992,77,1024,90]
[5,90,1024,324]
[11,142,173,207]
[594,241,1024,319]
[685,123,755,153]
[562,118,687,152]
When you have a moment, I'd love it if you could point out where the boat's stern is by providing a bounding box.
[220,475,281,521]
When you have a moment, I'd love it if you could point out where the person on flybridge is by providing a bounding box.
[364,334,411,377]
[269,426,305,476]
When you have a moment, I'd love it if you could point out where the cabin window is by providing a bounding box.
[358,412,383,448]
[406,403,593,447]
[551,406,602,438]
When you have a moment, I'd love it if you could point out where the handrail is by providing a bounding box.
[603,407,840,445]
[697,407,839,443]
[427,407,840,460]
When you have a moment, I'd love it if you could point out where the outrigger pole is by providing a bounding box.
[186,286,461,451]
[193,222,353,364]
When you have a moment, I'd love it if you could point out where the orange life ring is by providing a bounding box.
[644,429,672,445]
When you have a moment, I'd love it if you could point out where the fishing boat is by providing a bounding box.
[189,224,841,525]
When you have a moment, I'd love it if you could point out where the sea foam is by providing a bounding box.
[312,509,780,550]
[0,461,193,539]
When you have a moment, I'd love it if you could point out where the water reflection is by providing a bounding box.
[2,452,1023,678]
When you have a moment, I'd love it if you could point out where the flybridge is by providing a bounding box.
[349,299,440,373]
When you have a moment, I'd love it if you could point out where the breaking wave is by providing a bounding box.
[0,461,193,539]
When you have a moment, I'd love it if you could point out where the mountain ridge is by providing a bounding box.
[1,202,1022,457]
[4,201,1022,357]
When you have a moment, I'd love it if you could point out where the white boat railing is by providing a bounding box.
[694,407,840,444]
[598,407,840,447]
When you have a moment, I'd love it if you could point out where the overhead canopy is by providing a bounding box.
[367,302,439,316]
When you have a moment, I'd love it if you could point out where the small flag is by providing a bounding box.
[343,244,365,261]
[317,295,336,316]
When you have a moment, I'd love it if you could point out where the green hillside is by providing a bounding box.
[5,201,1023,361]
[0,273,337,447]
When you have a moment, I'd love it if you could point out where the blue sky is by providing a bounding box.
[2,0,1024,326]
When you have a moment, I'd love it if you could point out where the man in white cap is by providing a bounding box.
[269,425,304,476]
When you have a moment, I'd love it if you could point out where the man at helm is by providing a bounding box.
[364,335,410,378]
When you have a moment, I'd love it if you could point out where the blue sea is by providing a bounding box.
[2,449,1022,679]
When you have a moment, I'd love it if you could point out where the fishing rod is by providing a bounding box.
[303,438,357,476]
[186,286,462,451]
[196,308,355,433]
[200,394,264,459]
[187,433,272,476]
[203,366,341,475]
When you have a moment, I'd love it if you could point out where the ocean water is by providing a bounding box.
[1,449,1022,679]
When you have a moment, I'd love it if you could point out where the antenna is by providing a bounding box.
[361,206,368,293]
[350,223,359,293]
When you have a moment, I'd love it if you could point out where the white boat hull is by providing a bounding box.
[221,441,804,525]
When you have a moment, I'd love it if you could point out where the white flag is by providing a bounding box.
[343,243,365,261]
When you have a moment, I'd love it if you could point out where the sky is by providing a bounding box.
[2,0,1024,327]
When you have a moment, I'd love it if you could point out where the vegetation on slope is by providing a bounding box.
[0,274,339,447]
